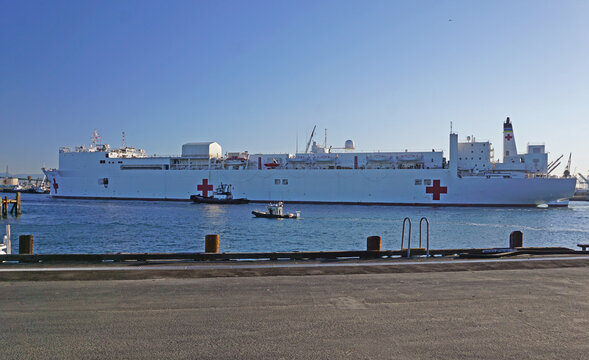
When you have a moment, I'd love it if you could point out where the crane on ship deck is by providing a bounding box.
[577,173,588,187]
[547,154,563,175]
[304,125,317,153]
[563,153,572,177]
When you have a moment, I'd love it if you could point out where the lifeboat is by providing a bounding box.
[225,155,248,166]
[397,154,423,162]
[225,159,247,166]
[264,160,281,168]
[367,154,391,162]
[288,156,310,163]
[315,155,337,162]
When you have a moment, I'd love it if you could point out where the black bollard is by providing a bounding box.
[509,231,523,248]
[367,236,382,251]
[19,234,34,254]
[205,234,219,253]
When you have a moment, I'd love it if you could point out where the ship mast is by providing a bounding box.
[91,129,101,149]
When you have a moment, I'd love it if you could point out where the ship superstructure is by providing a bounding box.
[43,118,576,206]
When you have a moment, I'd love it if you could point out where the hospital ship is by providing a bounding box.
[43,118,576,206]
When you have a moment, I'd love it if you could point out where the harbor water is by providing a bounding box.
[2,193,589,254]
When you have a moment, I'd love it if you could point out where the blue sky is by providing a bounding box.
[1,0,588,175]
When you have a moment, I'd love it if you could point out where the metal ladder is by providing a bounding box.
[401,217,430,257]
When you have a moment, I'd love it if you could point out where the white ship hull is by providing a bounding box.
[43,119,576,207]
[43,166,575,207]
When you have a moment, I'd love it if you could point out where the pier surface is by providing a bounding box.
[1,256,589,359]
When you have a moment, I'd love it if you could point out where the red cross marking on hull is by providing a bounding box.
[197,179,213,197]
[52,178,59,193]
[425,180,447,200]
[505,133,513,141]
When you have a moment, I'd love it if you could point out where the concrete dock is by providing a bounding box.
[1,255,589,359]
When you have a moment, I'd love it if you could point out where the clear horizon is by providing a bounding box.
[1,1,588,175]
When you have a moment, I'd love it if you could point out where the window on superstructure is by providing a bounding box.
[100,160,105,164]
[424,179,431,185]
[414,179,422,185]
[282,179,288,185]
[274,179,280,185]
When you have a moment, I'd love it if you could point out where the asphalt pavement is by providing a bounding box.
[1,262,589,359]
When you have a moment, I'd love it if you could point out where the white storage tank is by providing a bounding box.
[1,177,19,186]
[181,142,222,159]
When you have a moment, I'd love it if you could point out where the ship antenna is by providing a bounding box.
[450,121,453,134]
[122,131,126,149]
[91,129,101,148]
[296,129,298,154]
[325,128,327,148]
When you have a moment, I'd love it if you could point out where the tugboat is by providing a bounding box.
[190,183,249,204]
[252,202,301,219]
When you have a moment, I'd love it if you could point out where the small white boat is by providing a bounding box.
[1,225,10,255]
[252,202,300,219]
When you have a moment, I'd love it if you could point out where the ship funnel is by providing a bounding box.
[503,117,517,161]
